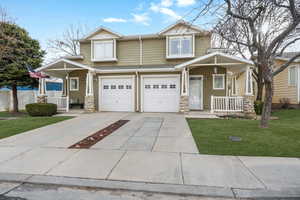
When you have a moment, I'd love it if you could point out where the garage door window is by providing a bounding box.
[161,84,167,89]
[170,84,176,89]
[103,85,109,89]
[153,85,159,89]
[118,85,124,89]
[126,85,132,89]
[111,85,116,89]
[145,85,151,89]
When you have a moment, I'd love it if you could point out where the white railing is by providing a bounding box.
[211,96,244,113]
[46,96,69,112]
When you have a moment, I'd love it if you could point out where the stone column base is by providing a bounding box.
[84,95,95,112]
[37,95,47,103]
[179,95,189,114]
[243,95,256,119]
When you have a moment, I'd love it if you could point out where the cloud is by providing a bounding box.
[161,0,173,7]
[103,18,127,23]
[131,13,151,26]
[176,0,196,7]
[150,3,182,20]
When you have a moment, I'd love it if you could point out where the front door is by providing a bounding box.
[189,76,203,110]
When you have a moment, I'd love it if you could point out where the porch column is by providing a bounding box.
[243,66,255,117]
[62,74,69,97]
[84,70,95,112]
[37,78,47,103]
[179,68,189,113]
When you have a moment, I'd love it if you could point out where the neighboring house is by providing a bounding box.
[273,55,300,108]
[37,20,254,113]
[0,80,62,111]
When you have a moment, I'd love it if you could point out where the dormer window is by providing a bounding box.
[91,39,117,62]
[167,35,194,58]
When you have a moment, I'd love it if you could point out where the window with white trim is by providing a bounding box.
[92,40,116,61]
[288,66,298,86]
[70,77,79,91]
[167,35,194,58]
[213,74,225,90]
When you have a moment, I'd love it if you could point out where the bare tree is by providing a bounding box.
[47,23,88,58]
[207,0,300,128]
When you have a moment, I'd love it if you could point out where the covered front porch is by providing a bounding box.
[177,52,255,114]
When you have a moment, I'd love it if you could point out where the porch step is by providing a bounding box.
[185,112,219,119]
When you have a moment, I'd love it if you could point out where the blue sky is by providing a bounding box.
[1,0,211,60]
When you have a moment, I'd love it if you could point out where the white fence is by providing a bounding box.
[0,90,62,111]
[211,96,244,113]
[47,96,69,112]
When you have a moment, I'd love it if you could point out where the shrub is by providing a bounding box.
[26,103,57,116]
[279,98,291,109]
[254,100,264,115]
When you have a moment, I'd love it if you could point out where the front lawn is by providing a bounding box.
[187,109,300,157]
[0,114,73,139]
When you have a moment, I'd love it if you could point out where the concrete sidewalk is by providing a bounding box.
[0,112,299,198]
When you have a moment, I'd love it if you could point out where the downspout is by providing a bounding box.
[137,35,142,112]
[139,35,143,66]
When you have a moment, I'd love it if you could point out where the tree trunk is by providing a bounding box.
[256,65,264,101]
[256,81,264,101]
[260,80,273,128]
[11,84,19,113]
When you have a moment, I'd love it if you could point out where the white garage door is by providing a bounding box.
[100,77,134,112]
[142,76,180,112]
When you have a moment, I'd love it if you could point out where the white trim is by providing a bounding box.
[136,72,139,111]
[91,39,117,62]
[174,52,254,69]
[95,67,177,74]
[36,58,94,72]
[140,74,181,112]
[166,35,194,59]
[69,77,79,91]
[98,75,135,112]
[213,74,225,90]
[245,67,253,95]
[81,26,122,41]
[158,20,205,35]
[189,75,204,110]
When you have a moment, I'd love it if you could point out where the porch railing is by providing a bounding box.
[46,96,69,112]
[211,96,244,113]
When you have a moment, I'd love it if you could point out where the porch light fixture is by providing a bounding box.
[214,67,218,74]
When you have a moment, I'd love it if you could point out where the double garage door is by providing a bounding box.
[99,75,180,112]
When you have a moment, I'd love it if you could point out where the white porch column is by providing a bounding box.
[37,78,47,103]
[84,70,95,112]
[180,68,189,113]
[244,66,255,117]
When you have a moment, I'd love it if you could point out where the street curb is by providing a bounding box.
[0,173,300,199]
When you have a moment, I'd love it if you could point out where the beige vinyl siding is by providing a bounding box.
[68,70,87,105]
[79,35,211,67]
[273,66,298,104]
[189,66,226,109]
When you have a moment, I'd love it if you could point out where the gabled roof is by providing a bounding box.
[174,52,254,69]
[36,58,95,72]
[80,26,123,41]
[158,20,208,35]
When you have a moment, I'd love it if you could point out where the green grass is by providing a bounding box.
[0,116,73,139]
[187,109,300,157]
[0,111,28,118]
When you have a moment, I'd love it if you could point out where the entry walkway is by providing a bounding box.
[0,112,299,198]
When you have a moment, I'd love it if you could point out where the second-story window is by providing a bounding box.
[92,40,116,61]
[167,35,194,58]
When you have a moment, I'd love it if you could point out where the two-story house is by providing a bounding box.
[37,20,255,114]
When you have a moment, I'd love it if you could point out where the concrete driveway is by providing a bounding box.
[0,112,299,198]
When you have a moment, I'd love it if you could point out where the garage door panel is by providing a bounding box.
[100,77,134,112]
[142,76,180,112]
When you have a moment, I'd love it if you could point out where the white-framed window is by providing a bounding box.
[245,68,253,95]
[69,77,79,91]
[167,35,194,58]
[288,66,298,86]
[231,76,237,95]
[213,74,225,90]
[91,39,116,61]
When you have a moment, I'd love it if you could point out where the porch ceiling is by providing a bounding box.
[175,52,254,73]
[36,58,91,78]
